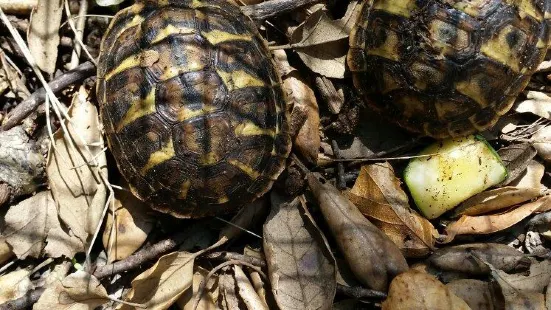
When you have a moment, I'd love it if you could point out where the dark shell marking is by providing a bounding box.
[97,0,290,218]
[348,0,551,138]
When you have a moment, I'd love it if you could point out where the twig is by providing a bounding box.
[2,60,95,131]
[205,251,266,268]
[0,288,45,310]
[241,0,323,20]
[336,284,387,299]
[66,0,90,69]
[331,140,346,189]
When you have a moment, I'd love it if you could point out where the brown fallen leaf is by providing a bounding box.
[307,173,408,291]
[453,186,542,217]
[290,9,349,78]
[490,261,549,310]
[219,196,268,241]
[47,87,108,249]
[3,191,82,259]
[335,0,361,32]
[428,243,530,275]
[497,143,538,186]
[234,265,268,310]
[263,192,336,310]
[533,125,551,162]
[176,267,218,310]
[444,195,551,242]
[546,279,551,310]
[119,251,195,310]
[348,162,438,257]
[27,0,62,74]
[509,160,545,189]
[274,50,320,165]
[446,279,502,310]
[515,91,551,120]
[0,268,32,303]
[34,270,109,310]
[102,187,154,263]
[382,269,471,310]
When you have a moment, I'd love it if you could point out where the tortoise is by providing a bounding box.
[96,0,291,218]
[348,0,551,138]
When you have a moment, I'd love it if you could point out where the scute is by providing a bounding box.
[348,0,551,137]
[97,0,290,218]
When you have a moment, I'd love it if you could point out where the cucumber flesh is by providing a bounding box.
[404,135,507,219]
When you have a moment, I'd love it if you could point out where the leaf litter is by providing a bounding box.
[1,0,551,309]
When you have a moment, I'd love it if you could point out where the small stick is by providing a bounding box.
[2,60,95,131]
[336,284,387,299]
[205,251,266,268]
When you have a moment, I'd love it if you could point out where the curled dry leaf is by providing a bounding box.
[234,265,268,310]
[533,125,551,162]
[335,0,361,32]
[307,173,408,291]
[47,87,108,247]
[219,196,268,241]
[446,279,501,310]
[176,267,218,310]
[453,186,542,217]
[444,195,551,242]
[274,50,320,165]
[348,162,438,257]
[34,270,109,310]
[0,268,32,303]
[0,126,44,198]
[290,9,349,78]
[263,192,336,310]
[119,251,195,310]
[429,243,530,275]
[102,187,154,263]
[3,191,82,259]
[27,0,62,74]
[515,91,551,120]
[382,270,471,310]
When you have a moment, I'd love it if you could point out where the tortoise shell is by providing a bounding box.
[348,0,551,138]
[96,0,290,218]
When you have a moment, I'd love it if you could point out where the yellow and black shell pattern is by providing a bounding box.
[97,0,291,218]
[348,0,551,138]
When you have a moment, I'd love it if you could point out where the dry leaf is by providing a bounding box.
[515,91,551,119]
[219,270,239,310]
[263,193,336,310]
[307,173,408,291]
[290,9,349,78]
[102,188,154,263]
[533,125,551,162]
[176,267,218,310]
[3,191,81,258]
[509,160,545,189]
[446,279,501,310]
[0,126,45,197]
[382,270,471,310]
[0,268,32,303]
[335,1,361,32]
[219,197,268,241]
[27,0,62,74]
[119,251,195,310]
[0,237,13,265]
[429,243,530,275]
[234,265,268,310]
[274,50,320,164]
[444,195,551,242]
[491,261,550,310]
[34,270,109,310]
[492,260,551,293]
[348,162,438,257]
[96,0,127,6]
[497,143,538,186]
[47,87,108,247]
[453,187,542,217]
